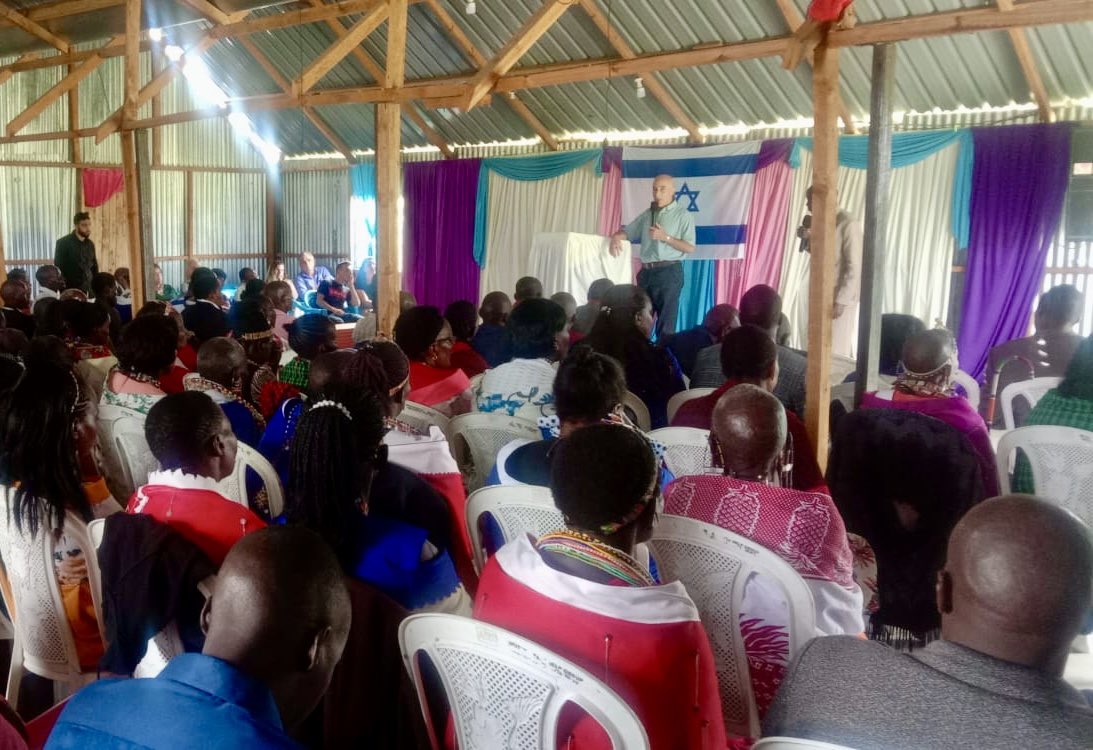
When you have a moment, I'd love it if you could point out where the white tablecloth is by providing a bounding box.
[528,232,632,304]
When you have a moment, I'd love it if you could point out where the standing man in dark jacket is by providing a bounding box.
[54,211,98,294]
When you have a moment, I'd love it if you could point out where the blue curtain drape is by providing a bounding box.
[472,149,603,268]
[677,260,717,336]
[790,129,974,249]
[349,162,377,255]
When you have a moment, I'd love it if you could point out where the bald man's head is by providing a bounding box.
[703,304,740,340]
[202,526,351,729]
[939,495,1093,675]
[0,280,27,310]
[308,349,356,397]
[652,174,675,208]
[901,328,955,377]
[196,337,246,389]
[739,285,783,336]
[711,383,787,480]
[479,291,511,325]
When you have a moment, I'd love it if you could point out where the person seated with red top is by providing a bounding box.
[393,306,471,417]
[860,328,999,496]
[672,324,826,493]
[128,391,266,565]
[135,301,193,394]
[475,423,727,750]
[665,384,863,716]
[443,300,488,377]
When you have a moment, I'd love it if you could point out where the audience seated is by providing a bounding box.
[59,299,112,362]
[101,313,176,414]
[0,339,121,672]
[476,298,569,420]
[672,324,826,493]
[573,277,613,335]
[582,284,684,429]
[47,526,352,749]
[693,285,807,418]
[659,303,739,380]
[278,313,336,389]
[151,262,179,302]
[763,495,1093,749]
[470,290,512,367]
[181,268,230,345]
[233,268,257,303]
[264,280,296,344]
[285,388,469,614]
[861,328,999,496]
[986,283,1084,427]
[355,257,377,307]
[393,305,472,417]
[491,346,627,487]
[513,275,543,304]
[35,265,65,301]
[316,261,364,322]
[135,301,192,395]
[184,338,265,447]
[1,279,35,338]
[443,300,488,377]
[229,299,282,410]
[90,271,121,345]
[294,251,334,301]
[1013,335,1093,492]
[665,385,863,643]
[475,424,727,749]
[550,291,581,342]
[130,391,266,565]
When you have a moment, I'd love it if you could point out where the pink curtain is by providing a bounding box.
[715,139,794,306]
[598,153,641,282]
[82,168,125,208]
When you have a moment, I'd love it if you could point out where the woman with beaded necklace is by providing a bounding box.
[474,423,726,749]
[100,314,177,415]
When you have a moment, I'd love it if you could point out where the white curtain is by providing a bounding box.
[480,163,603,300]
[778,145,957,350]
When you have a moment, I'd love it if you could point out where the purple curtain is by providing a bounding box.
[404,159,482,310]
[957,123,1073,380]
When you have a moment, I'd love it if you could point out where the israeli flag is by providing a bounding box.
[621,141,760,260]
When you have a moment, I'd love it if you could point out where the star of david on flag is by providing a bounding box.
[621,142,760,260]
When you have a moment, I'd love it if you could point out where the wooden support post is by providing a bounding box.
[135,128,154,296]
[375,103,401,336]
[123,0,141,124]
[854,44,894,406]
[69,62,82,207]
[120,130,144,308]
[804,41,840,470]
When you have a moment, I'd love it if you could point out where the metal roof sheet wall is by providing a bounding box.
[192,171,266,255]
[281,169,350,274]
[0,165,75,263]
[0,62,66,162]
[151,170,185,260]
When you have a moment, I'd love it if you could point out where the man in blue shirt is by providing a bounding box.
[294,251,334,302]
[610,174,697,338]
[47,526,352,749]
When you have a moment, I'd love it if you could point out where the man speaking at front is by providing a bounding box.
[610,174,696,338]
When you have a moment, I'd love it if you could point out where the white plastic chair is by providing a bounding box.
[399,613,650,750]
[0,493,104,707]
[999,377,1062,430]
[666,388,716,423]
[648,427,712,477]
[221,442,285,518]
[647,514,817,739]
[96,404,156,501]
[400,401,451,435]
[996,426,1093,526]
[951,369,981,411]
[755,738,861,750]
[465,486,562,574]
[447,413,542,493]
[622,391,651,432]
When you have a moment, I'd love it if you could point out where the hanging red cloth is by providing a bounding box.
[82,168,125,208]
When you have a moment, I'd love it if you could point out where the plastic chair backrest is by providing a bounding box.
[221,442,285,517]
[399,613,649,750]
[648,427,712,477]
[447,414,542,493]
[0,491,103,700]
[401,402,451,436]
[951,369,980,410]
[97,404,156,500]
[754,738,861,750]
[996,426,1093,526]
[621,391,651,432]
[647,514,817,738]
[999,377,1063,430]
[465,486,561,574]
[666,388,716,422]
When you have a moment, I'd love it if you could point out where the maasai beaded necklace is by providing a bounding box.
[537,529,655,587]
[185,376,267,430]
[113,366,161,390]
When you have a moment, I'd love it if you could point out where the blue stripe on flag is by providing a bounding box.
[621,154,758,179]
[696,225,747,245]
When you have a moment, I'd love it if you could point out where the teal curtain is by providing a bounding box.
[676,259,716,335]
[350,163,377,256]
[472,149,603,268]
[790,129,974,249]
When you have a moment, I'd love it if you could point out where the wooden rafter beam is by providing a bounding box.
[404,102,453,158]
[177,0,232,26]
[386,0,408,89]
[5,39,117,136]
[306,0,383,82]
[123,0,141,122]
[465,0,573,110]
[0,0,69,51]
[0,0,122,27]
[774,0,857,134]
[0,42,149,76]
[421,0,557,149]
[996,0,1053,121]
[577,0,702,143]
[0,51,42,86]
[294,3,388,95]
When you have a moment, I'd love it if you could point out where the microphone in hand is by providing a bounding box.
[797,214,812,253]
